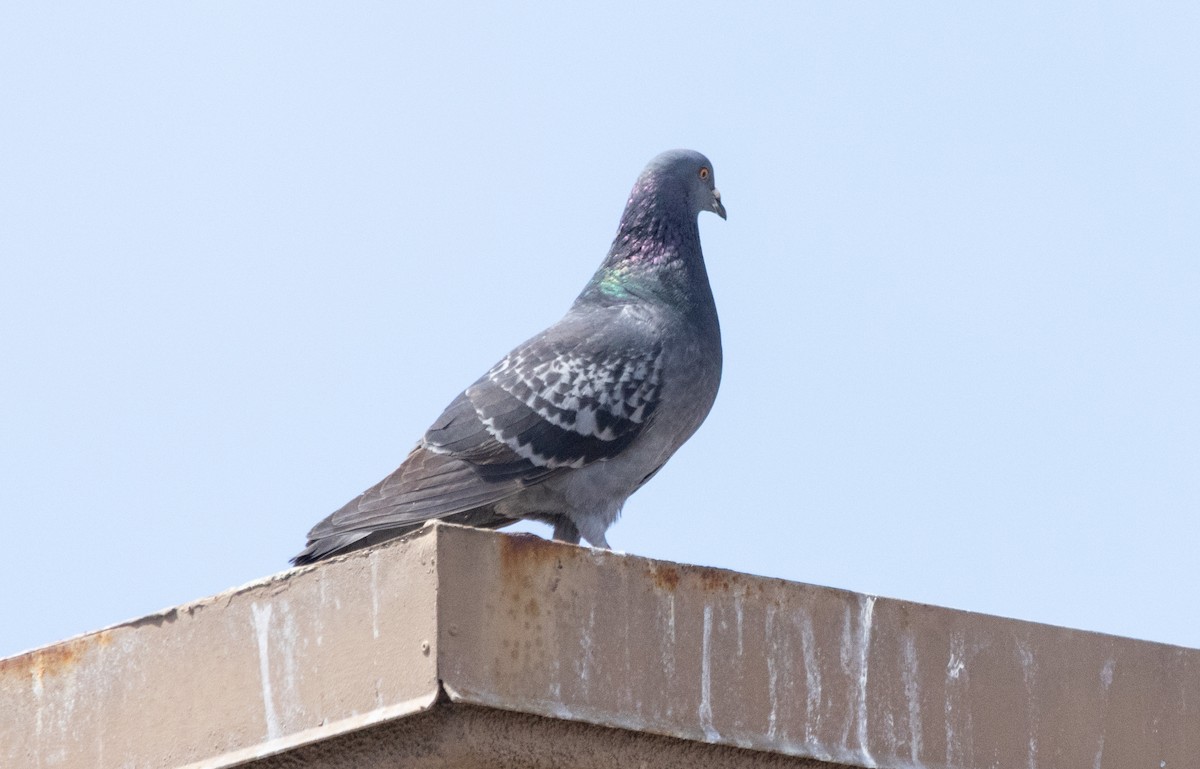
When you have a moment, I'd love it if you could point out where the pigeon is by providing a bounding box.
[292,149,726,565]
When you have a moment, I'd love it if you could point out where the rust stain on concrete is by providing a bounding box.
[651,564,681,591]
[497,532,573,597]
[0,629,112,680]
[498,531,562,569]
[698,570,732,593]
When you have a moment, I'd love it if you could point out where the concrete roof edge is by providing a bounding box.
[429,523,1199,767]
[3,522,1198,769]
[176,691,440,769]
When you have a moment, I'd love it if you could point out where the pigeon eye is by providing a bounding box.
[699,167,710,180]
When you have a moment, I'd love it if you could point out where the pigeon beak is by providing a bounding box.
[712,188,727,220]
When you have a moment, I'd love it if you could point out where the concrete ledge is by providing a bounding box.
[3,523,1197,768]
[242,703,824,769]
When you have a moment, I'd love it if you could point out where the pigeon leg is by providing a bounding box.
[552,517,581,544]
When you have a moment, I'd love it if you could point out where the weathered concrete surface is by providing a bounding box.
[0,531,440,769]
[438,526,1199,768]
[2,523,1197,769]
[248,703,829,769]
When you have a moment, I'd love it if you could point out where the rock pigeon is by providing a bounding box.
[292,149,726,565]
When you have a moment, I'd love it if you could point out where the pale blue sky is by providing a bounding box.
[2,3,1197,657]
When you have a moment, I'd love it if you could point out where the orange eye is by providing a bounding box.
[699,167,710,180]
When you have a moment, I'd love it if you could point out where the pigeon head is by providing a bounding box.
[638,149,727,221]
[579,149,724,309]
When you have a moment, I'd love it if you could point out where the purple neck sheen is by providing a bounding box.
[578,171,705,307]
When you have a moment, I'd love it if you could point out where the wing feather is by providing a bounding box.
[297,306,665,560]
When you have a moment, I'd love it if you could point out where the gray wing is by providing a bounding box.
[295,309,663,561]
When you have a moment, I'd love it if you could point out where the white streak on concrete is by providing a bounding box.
[699,604,719,740]
[856,595,877,768]
[797,607,822,744]
[765,604,779,740]
[1100,658,1115,690]
[1016,639,1038,769]
[838,605,855,751]
[549,652,562,701]
[1094,658,1116,769]
[667,593,676,645]
[621,598,635,712]
[276,601,302,716]
[578,605,596,692]
[251,603,282,741]
[945,631,966,768]
[316,577,327,647]
[901,631,923,764]
[734,593,744,657]
[369,555,380,640]
[31,667,44,740]
[661,593,676,681]
[947,644,965,679]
